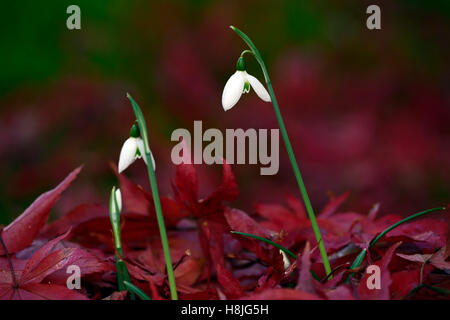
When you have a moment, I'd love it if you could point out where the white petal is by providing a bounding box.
[222,71,245,111]
[246,72,271,102]
[137,138,156,171]
[118,137,138,173]
[280,250,291,270]
[115,188,122,212]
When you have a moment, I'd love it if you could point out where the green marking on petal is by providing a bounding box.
[243,81,250,93]
[135,146,142,158]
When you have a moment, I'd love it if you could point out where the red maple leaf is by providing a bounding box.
[0,167,109,300]
[0,166,82,256]
[172,162,242,298]
[0,229,107,300]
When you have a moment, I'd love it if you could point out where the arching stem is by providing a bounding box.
[230,25,332,276]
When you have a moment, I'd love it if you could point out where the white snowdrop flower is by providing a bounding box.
[118,123,156,173]
[222,57,271,111]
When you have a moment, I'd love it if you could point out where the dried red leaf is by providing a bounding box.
[225,208,270,239]
[295,242,315,294]
[40,204,107,240]
[0,166,82,256]
[0,229,105,300]
[319,191,350,218]
[390,265,434,299]
[358,242,402,300]
[397,248,450,271]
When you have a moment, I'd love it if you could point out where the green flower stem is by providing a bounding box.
[231,231,297,259]
[230,26,332,276]
[240,50,254,58]
[126,93,178,300]
[109,187,135,299]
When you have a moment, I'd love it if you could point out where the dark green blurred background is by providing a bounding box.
[0,1,449,224]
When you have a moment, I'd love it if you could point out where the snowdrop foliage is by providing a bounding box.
[222,57,271,111]
[118,123,156,173]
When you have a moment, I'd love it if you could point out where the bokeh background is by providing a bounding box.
[0,0,449,224]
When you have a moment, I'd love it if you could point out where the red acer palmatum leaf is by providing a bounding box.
[256,202,309,232]
[173,161,238,217]
[171,162,243,297]
[285,194,306,219]
[174,162,199,211]
[125,231,205,289]
[40,204,108,239]
[444,204,450,258]
[225,208,270,239]
[215,263,243,298]
[319,191,350,218]
[112,163,154,216]
[203,161,239,205]
[325,285,355,300]
[295,242,315,294]
[203,221,242,296]
[20,230,73,284]
[113,163,185,225]
[387,218,447,248]
[358,242,402,300]
[179,288,219,300]
[2,283,88,300]
[225,208,284,273]
[103,291,128,300]
[0,229,105,300]
[390,265,434,299]
[0,166,82,256]
[200,218,243,298]
[397,248,450,271]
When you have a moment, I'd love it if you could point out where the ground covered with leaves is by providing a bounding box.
[0,163,449,300]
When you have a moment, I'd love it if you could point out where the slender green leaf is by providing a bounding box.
[350,249,367,270]
[347,206,446,281]
[123,281,152,300]
[369,207,445,248]
[231,231,297,259]
[125,94,178,300]
[116,260,131,291]
[407,283,450,297]
[229,26,332,276]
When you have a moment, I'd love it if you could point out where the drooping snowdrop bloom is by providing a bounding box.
[118,122,156,173]
[222,57,271,111]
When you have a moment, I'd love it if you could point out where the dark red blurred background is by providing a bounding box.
[0,1,449,224]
